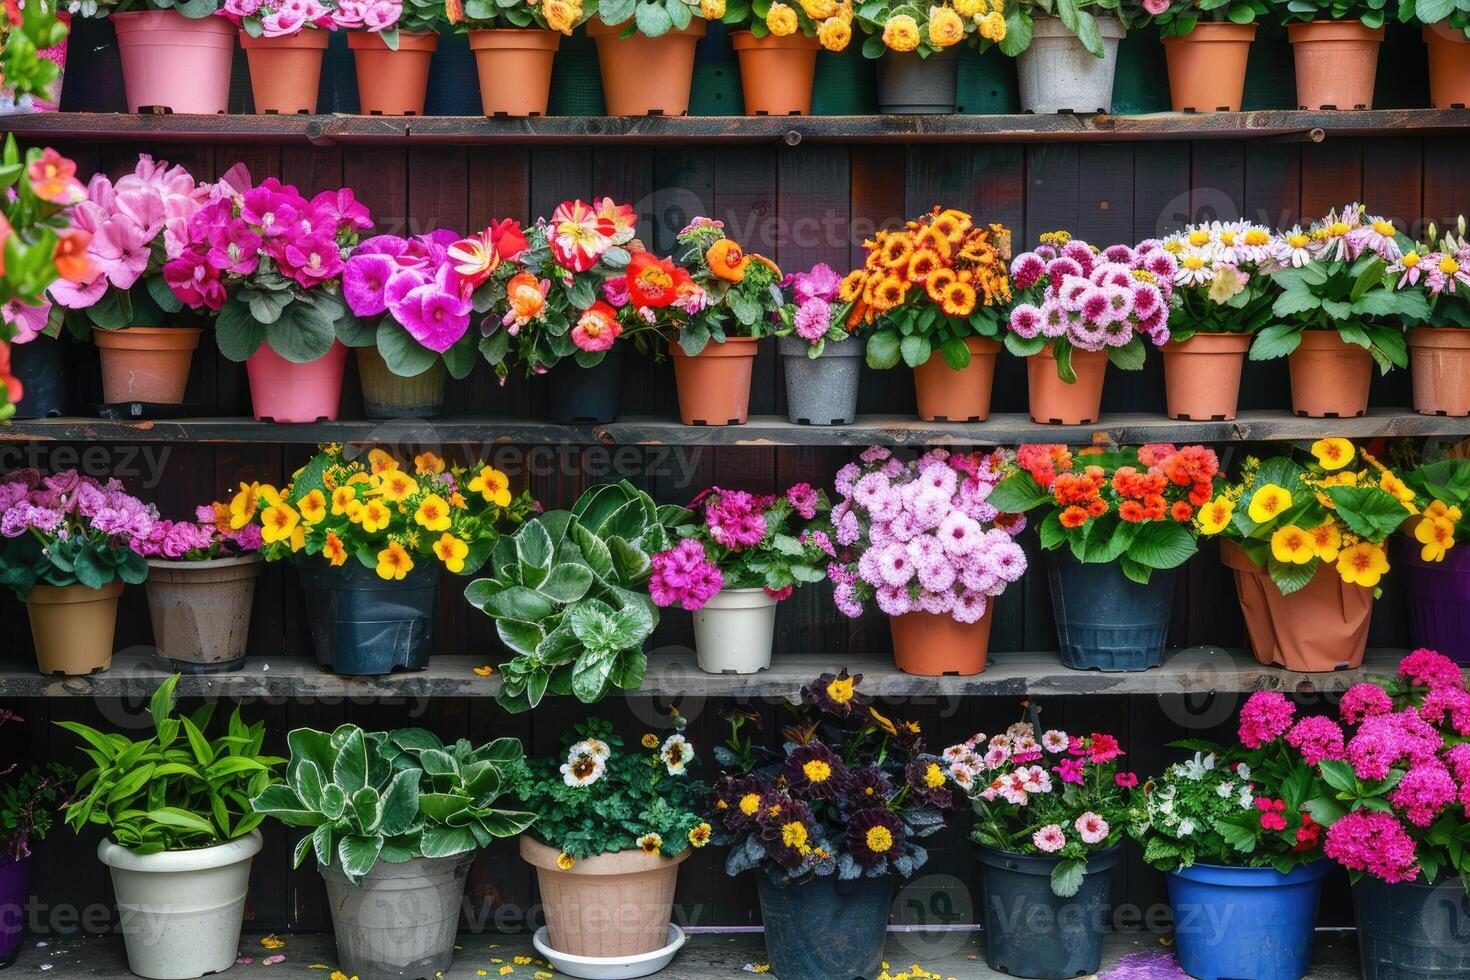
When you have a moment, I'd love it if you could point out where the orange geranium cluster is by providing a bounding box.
[1018,443,1221,531]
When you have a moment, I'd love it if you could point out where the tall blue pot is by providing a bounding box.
[1047,551,1179,671]
[1166,861,1330,980]
[757,872,893,980]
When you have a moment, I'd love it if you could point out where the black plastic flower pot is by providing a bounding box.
[1047,551,1178,672]
[975,844,1120,979]
[756,872,893,980]
[1353,874,1470,979]
[298,558,438,675]
[545,349,625,424]
[11,336,66,419]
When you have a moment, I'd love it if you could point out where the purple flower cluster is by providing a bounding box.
[782,263,842,345]
[828,447,1026,624]
[648,539,723,611]
[132,513,262,562]
[344,232,474,354]
[1007,238,1175,352]
[0,469,155,548]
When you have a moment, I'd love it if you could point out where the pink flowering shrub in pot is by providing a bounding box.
[774,263,864,426]
[163,167,374,422]
[225,0,343,114]
[826,446,1027,676]
[649,483,830,674]
[945,717,1134,977]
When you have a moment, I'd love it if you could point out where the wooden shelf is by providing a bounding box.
[6,108,1470,146]
[0,647,1412,700]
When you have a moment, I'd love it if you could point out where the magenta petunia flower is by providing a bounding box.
[393,283,471,354]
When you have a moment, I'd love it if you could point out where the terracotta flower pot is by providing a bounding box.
[144,555,262,674]
[730,30,819,115]
[670,337,759,425]
[468,28,560,117]
[26,581,124,676]
[889,605,993,676]
[911,336,1000,422]
[1408,327,1470,416]
[348,31,439,115]
[355,347,447,419]
[1026,344,1108,425]
[1161,332,1252,420]
[587,19,705,115]
[519,837,688,959]
[112,10,235,114]
[1161,22,1256,112]
[93,326,202,405]
[1287,330,1373,418]
[1221,540,1371,672]
[1287,21,1382,110]
[240,30,328,114]
[245,341,348,422]
[1425,24,1470,108]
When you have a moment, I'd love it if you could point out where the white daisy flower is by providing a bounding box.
[560,751,606,788]
[661,734,694,775]
[569,738,611,762]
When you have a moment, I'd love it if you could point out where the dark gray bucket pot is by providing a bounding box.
[11,336,66,419]
[299,558,438,675]
[320,854,474,980]
[1353,874,1470,979]
[1047,551,1178,672]
[876,47,959,114]
[976,845,1120,979]
[546,348,625,424]
[757,872,893,980]
[779,337,864,425]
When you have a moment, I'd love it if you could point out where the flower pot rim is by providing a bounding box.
[112,8,236,31]
[1425,21,1469,43]
[1162,331,1254,352]
[1168,859,1333,884]
[317,850,472,883]
[974,841,1122,873]
[700,586,780,610]
[466,26,562,50]
[1033,342,1108,362]
[777,335,865,358]
[585,17,706,38]
[729,28,820,50]
[520,835,692,875]
[92,326,204,351]
[27,580,125,604]
[347,29,440,50]
[238,27,330,48]
[669,336,762,358]
[144,552,266,572]
[1285,19,1384,41]
[1292,329,1370,351]
[1160,21,1257,42]
[1031,13,1125,38]
[1410,325,1470,348]
[97,829,262,873]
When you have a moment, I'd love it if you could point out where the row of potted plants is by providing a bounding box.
[5,652,1469,980]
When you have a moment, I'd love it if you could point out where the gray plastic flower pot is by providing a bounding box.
[778,337,864,425]
[320,854,474,980]
[1353,874,1470,979]
[757,872,894,980]
[1016,16,1125,114]
[876,47,959,114]
[1048,550,1178,672]
[975,844,1120,979]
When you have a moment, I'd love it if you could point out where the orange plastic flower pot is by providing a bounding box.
[93,326,202,405]
[1425,24,1470,108]
[670,337,759,426]
[1161,22,1256,112]
[911,336,1001,422]
[889,606,993,676]
[240,29,328,114]
[1221,540,1372,672]
[587,19,705,116]
[27,581,123,676]
[1161,332,1252,420]
[468,29,560,117]
[1287,330,1373,418]
[1026,344,1108,425]
[1287,21,1382,110]
[730,30,819,116]
[1409,327,1470,416]
[348,31,439,115]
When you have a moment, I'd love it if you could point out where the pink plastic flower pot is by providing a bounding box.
[112,10,235,114]
[245,342,347,422]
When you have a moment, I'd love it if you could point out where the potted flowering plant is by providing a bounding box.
[995,0,1127,113]
[510,717,707,965]
[853,0,980,113]
[827,447,1027,675]
[74,0,236,114]
[238,446,535,674]
[0,761,70,969]
[1267,0,1384,108]
[707,673,958,980]
[1411,3,1470,107]
[0,469,153,676]
[946,719,1132,977]
[165,168,374,422]
[586,0,704,115]
[341,224,528,418]
[1396,454,1470,663]
[649,483,830,674]
[448,0,577,116]
[1123,0,1265,111]
[224,0,339,113]
[990,443,1218,671]
[1251,206,1425,418]
[1130,703,1330,980]
[48,153,208,408]
[1158,220,1277,420]
[252,725,533,980]
[842,209,1014,422]
[1391,215,1470,416]
[775,262,863,424]
[62,674,283,980]
[1006,232,1177,425]
[338,0,444,114]
[1197,439,1417,672]
[722,0,852,114]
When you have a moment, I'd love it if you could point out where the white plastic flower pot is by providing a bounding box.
[692,588,778,675]
[97,830,262,980]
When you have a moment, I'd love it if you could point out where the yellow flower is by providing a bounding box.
[359,500,392,534]
[826,674,855,704]
[432,533,469,574]
[1247,483,1293,524]
[1379,471,1417,509]
[689,823,712,848]
[739,792,762,817]
[556,851,576,871]
[922,762,945,789]
[817,15,851,49]
[765,1,799,34]
[1310,437,1355,471]
[290,524,306,553]
[637,833,662,856]
[1195,496,1235,535]
[803,759,833,783]
[473,664,495,677]
[977,10,1005,41]
[414,494,452,533]
[260,503,300,545]
[298,489,327,525]
[641,733,660,749]
[780,821,810,854]
[1270,525,1316,565]
[798,0,837,17]
[413,452,445,475]
[1417,516,1456,562]
[1308,521,1341,562]
[376,470,420,503]
[868,706,898,736]
[865,824,894,853]
[1426,500,1465,524]
[469,466,513,507]
[331,485,357,516]
[376,541,414,581]
[927,5,965,46]
[882,13,921,51]
[228,482,261,530]
[367,448,399,475]
[953,0,983,16]
[543,0,578,32]
[700,0,725,16]
[323,530,349,567]
[1337,541,1389,589]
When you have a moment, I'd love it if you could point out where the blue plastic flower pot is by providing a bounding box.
[1353,874,1470,979]
[299,558,438,675]
[975,844,1120,979]
[1047,551,1179,671]
[757,872,893,980]
[1166,861,1330,980]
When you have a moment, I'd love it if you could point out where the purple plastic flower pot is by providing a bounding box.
[1397,536,1470,665]
[0,856,30,968]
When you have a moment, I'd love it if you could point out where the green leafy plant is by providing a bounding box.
[59,675,283,854]
[1122,0,1266,33]
[250,725,535,885]
[465,481,693,712]
[1,762,72,862]
[991,0,1125,58]
[1267,0,1389,26]
[590,0,702,35]
[1399,0,1470,36]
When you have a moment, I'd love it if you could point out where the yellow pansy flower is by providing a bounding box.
[332,485,357,516]
[368,448,399,475]
[298,489,327,525]
[1270,525,1315,564]
[1416,516,1456,562]
[1310,438,1355,471]
[323,530,349,567]
[414,494,452,533]
[228,482,260,530]
[260,503,300,545]
[1307,521,1341,562]
[1247,483,1293,524]
[433,533,469,574]
[375,541,414,581]
[1337,541,1389,588]
[359,499,392,534]
[1379,471,1418,510]
[468,466,513,507]
[1426,499,1464,524]
[290,524,306,553]
[376,470,420,503]
[413,452,445,475]
[1195,496,1235,535]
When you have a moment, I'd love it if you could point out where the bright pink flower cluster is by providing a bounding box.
[0,469,154,548]
[219,0,338,36]
[1324,810,1421,883]
[1239,691,1295,749]
[133,511,262,562]
[782,263,842,345]
[648,538,723,611]
[1006,238,1176,352]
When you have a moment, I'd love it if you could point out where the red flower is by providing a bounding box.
[626,252,688,308]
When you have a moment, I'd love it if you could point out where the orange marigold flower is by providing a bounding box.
[1086,498,1108,518]
[940,279,976,317]
[839,269,868,302]
[706,239,749,282]
[1119,500,1147,523]
[879,233,915,270]
[870,274,907,311]
[908,248,943,282]
[924,267,958,304]
[1170,501,1195,523]
[1059,506,1088,528]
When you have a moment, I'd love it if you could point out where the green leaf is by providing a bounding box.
[214,296,268,362]
[337,834,383,882]
[900,334,932,368]
[1107,336,1147,371]
[145,807,217,837]
[376,320,437,378]
[1128,520,1198,570]
[540,563,595,603]
[264,299,337,364]
[865,330,901,370]
[1051,858,1086,897]
[1248,324,1304,361]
